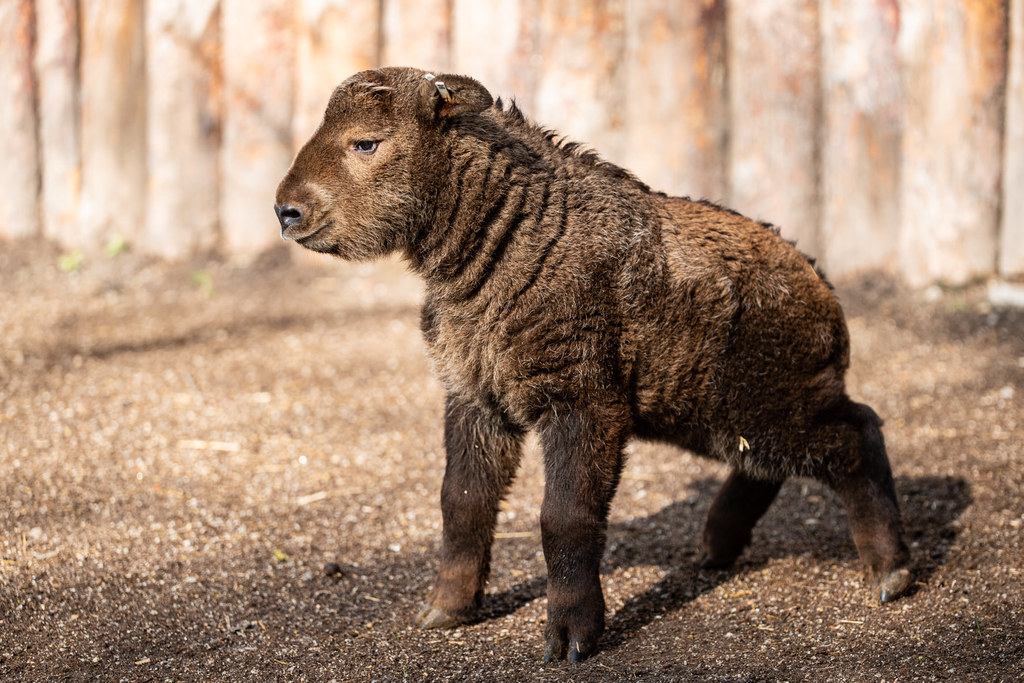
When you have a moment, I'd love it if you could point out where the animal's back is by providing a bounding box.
[630,195,852,479]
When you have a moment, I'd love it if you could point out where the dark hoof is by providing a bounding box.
[544,635,593,663]
[543,637,566,663]
[414,604,464,630]
[699,552,734,570]
[876,568,912,603]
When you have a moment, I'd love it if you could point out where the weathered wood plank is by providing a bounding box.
[33,0,80,247]
[78,0,147,248]
[533,0,628,167]
[0,0,41,240]
[221,0,295,256]
[1002,0,1024,278]
[382,0,451,70]
[727,0,822,258]
[451,0,537,107]
[623,0,727,199]
[293,0,380,147]
[898,0,1006,286]
[3,0,1017,285]
[820,0,902,279]
[145,0,221,260]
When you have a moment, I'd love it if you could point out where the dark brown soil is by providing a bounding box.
[2,240,1022,681]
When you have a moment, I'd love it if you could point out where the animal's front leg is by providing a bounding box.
[538,402,628,662]
[416,395,523,629]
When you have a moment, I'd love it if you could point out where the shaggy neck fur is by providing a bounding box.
[406,101,654,309]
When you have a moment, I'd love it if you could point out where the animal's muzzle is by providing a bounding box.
[274,204,303,236]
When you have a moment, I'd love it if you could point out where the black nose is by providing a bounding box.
[274,204,302,233]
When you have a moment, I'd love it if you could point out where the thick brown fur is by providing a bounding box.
[275,67,911,662]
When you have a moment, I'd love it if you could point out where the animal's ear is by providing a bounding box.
[417,73,493,123]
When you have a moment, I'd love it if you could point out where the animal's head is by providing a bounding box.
[274,67,494,259]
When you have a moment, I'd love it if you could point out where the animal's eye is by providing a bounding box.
[352,140,379,154]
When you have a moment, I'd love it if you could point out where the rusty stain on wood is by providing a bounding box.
[0,0,41,239]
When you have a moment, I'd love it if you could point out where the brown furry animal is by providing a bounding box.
[275,67,911,663]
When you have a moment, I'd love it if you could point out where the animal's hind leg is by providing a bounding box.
[701,469,783,568]
[826,402,911,602]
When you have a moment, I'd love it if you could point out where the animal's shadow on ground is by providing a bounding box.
[476,474,971,652]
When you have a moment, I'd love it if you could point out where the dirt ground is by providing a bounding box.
[1,239,1022,682]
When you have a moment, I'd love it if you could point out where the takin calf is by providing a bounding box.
[274,67,911,663]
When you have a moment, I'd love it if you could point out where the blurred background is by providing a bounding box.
[0,0,1021,286]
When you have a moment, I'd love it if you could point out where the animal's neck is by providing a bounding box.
[407,137,553,302]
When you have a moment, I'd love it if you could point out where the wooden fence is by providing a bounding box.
[1,0,1022,285]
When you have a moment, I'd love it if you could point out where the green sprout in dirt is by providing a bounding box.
[191,269,215,297]
[58,250,83,273]
[104,234,127,258]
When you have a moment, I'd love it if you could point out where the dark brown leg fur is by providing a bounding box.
[416,396,523,629]
[538,402,629,663]
[827,402,911,602]
[701,469,783,568]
